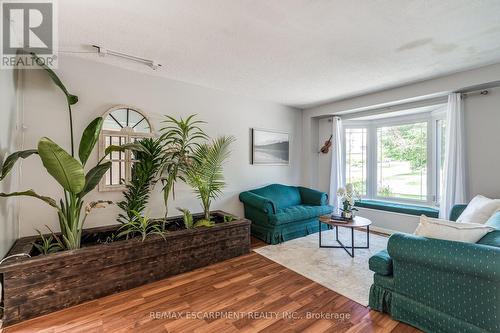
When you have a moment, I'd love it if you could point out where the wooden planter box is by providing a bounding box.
[0,211,251,326]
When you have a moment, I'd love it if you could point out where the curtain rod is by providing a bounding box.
[456,80,500,96]
[328,95,447,120]
[319,80,499,121]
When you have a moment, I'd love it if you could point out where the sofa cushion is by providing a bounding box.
[414,215,495,244]
[369,250,393,276]
[485,211,500,229]
[477,212,500,248]
[477,231,500,248]
[269,204,333,225]
[299,187,328,206]
[251,184,301,209]
[354,199,439,218]
[456,195,500,224]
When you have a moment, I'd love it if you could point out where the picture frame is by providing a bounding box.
[251,128,290,165]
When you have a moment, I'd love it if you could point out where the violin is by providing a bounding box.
[320,134,333,154]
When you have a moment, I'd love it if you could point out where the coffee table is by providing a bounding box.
[318,215,372,257]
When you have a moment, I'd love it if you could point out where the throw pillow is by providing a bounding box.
[456,195,500,224]
[485,211,500,229]
[415,215,495,243]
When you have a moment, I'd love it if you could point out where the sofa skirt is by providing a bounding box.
[251,218,329,244]
[370,284,490,333]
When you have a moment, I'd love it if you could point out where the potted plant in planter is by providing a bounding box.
[158,114,207,220]
[0,54,134,250]
[117,137,164,225]
[337,183,359,220]
[184,135,235,222]
[0,65,250,326]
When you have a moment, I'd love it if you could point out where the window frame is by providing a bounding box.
[98,105,155,192]
[343,122,370,197]
[343,108,446,207]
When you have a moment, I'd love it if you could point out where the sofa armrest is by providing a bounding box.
[449,204,468,221]
[298,187,328,206]
[239,192,277,214]
[369,249,393,276]
[388,233,500,282]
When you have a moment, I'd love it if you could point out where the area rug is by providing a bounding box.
[253,228,389,306]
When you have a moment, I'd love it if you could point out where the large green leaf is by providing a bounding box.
[0,190,58,208]
[38,137,85,194]
[104,142,148,156]
[79,117,103,166]
[0,149,38,181]
[80,162,111,197]
[30,53,78,105]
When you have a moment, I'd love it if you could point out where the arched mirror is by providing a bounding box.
[100,106,154,191]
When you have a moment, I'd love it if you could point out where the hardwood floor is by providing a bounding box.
[3,239,421,333]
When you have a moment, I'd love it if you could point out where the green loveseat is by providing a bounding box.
[369,205,500,333]
[239,184,333,244]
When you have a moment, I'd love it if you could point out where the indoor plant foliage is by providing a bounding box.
[337,183,359,219]
[177,207,215,228]
[117,210,165,241]
[117,137,164,225]
[0,56,132,251]
[0,119,117,250]
[159,115,208,219]
[185,136,235,222]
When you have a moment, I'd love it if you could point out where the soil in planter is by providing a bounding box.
[29,213,234,257]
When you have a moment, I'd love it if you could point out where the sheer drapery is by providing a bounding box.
[329,116,345,208]
[439,93,467,218]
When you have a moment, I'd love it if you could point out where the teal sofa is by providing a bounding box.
[369,205,500,333]
[239,184,333,244]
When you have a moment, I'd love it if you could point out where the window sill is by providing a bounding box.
[354,200,439,218]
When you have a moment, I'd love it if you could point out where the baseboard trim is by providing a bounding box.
[369,225,399,236]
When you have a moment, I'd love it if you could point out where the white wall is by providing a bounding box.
[0,69,21,257]
[18,55,302,237]
[305,62,500,233]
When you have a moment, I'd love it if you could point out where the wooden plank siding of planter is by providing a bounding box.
[0,211,251,326]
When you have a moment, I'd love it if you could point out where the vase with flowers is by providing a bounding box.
[337,183,359,220]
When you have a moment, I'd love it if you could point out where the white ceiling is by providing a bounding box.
[59,0,500,108]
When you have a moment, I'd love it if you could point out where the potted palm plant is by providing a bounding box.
[185,136,235,222]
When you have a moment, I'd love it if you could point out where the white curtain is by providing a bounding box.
[329,116,345,208]
[439,93,467,218]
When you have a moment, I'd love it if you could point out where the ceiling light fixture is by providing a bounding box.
[92,44,162,70]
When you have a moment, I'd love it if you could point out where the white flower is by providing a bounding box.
[345,183,353,195]
[337,187,346,197]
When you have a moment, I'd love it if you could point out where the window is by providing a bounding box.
[99,106,154,191]
[377,122,427,201]
[345,128,367,196]
[343,105,446,206]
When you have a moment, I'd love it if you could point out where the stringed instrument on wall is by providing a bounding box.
[320,134,333,154]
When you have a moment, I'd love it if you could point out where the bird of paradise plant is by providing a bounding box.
[0,54,137,250]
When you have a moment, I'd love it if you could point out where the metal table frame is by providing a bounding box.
[318,221,370,258]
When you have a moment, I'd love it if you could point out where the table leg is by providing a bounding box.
[318,224,370,258]
[367,225,370,248]
[319,221,322,247]
[350,227,355,257]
